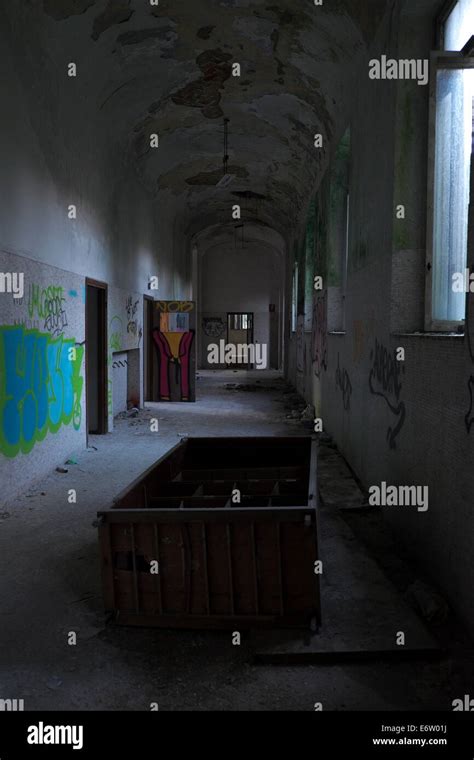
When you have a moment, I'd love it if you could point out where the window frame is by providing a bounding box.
[436,0,459,50]
[425,50,474,332]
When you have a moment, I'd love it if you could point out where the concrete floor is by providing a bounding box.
[0,372,472,711]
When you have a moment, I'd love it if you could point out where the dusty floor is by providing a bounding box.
[0,372,472,711]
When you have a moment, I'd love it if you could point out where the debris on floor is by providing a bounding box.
[225,383,281,392]
[301,404,315,421]
[115,408,156,426]
[285,403,315,427]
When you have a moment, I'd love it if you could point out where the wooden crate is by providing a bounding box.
[97,437,321,629]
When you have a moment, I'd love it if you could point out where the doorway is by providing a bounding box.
[227,312,254,369]
[143,295,154,402]
[86,279,108,436]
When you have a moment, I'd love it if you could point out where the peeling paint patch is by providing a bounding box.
[44,0,96,21]
[186,166,248,185]
[91,0,134,41]
[116,26,176,46]
[171,48,232,119]
[232,16,277,55]
[252,5,309,32]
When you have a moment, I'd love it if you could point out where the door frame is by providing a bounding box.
[143,294,154,402]
[85,278,108,440]
[226,312,254,369]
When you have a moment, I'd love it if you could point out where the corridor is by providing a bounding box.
[0,0,473,717]
[0,373,471,711]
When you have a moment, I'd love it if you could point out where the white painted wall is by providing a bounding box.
[199,244,283,369]
[0,11,185,501]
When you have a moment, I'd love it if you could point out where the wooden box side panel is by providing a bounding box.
[100,511,320,628]
[113,440,188,508]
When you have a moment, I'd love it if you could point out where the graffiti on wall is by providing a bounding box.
[107,296,142,421]
[202,317,226,338]
[335,353,352,411]
[368,339,406,450]
[311,293,328,378]
[126,296,140,339]
[28,284,68,338]
[0,326,84,458]
[13,284,69,336]
[109,316,123,354]
[112,358,128,370]
[296,315,306,377]
[108,316,122,418]
[156,301,194,313]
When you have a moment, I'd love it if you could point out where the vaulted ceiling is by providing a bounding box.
[4,0,393,247]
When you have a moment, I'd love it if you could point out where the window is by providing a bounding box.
[230,314,251,330]
[291,262,298,333]
[444,0,474,51]
[426,1,474,329]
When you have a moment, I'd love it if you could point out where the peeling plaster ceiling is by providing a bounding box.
[5,0,392,249]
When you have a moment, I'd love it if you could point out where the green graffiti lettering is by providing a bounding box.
[28,284,65,320]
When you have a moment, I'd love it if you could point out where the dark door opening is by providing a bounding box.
[227,312,254,369]
[86,279,108,436]
[144,295,154,402]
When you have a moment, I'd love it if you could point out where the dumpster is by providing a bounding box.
[97,436,321,629]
